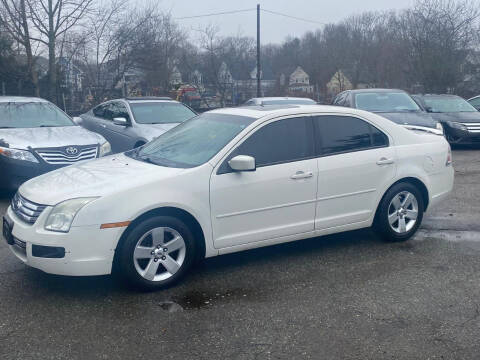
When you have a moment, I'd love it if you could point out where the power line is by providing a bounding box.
[261,8,326,26]
[175,8,256,20]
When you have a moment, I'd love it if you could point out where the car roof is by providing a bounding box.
[209,104,371,119]
[249,97,314,101]
[124,97,173,102]
[0,96,49,103]
[348,88,408,94]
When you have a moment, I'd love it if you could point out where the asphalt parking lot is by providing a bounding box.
[1,148,479,359]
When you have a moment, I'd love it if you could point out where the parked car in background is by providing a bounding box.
[467,95,480,111]
[333,89,444,135]
[0,97,110,191]
[79,97,197,153]
[412,94,480,145]
[244,97,316,106]
[3,104,453,290]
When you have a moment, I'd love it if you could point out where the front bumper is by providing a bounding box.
[5,206,124,276]
[0,156,63,190]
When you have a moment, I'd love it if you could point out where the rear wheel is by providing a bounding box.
[374,182,424,242]
[117,216,196,290]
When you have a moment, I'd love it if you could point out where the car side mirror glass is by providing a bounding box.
[113,117,128,126]
[228,155,256,172]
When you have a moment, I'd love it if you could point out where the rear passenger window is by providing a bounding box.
[314,115,388,156]
[219,117,314,173]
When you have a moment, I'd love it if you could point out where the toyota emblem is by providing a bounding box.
[65,146,78,155]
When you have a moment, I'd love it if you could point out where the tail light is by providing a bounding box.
[446,145,452,166]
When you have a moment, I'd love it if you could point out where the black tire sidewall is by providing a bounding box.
[376,182,424,242]
[118,216,196,290]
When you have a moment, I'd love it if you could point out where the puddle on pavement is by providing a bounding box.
[159,288,252,312]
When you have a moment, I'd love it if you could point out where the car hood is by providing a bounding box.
[135,123,180,141]
[376,112,437,128]
[428,112,480,123]
[19,153,185,205]
[0,126,106,149]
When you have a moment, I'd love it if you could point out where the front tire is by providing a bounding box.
[117,216,196,290]
[374,182,424,242]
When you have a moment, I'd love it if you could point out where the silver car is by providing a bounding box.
[78,97,197,153]
[0,97,110,190]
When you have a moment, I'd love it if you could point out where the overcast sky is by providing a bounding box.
[165,0,416,44]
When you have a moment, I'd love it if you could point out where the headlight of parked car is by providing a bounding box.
[0,147,39,163]
[447,121,467,131]
[436,122,444,133]
[44,197,98,233]
[99,141,111,157]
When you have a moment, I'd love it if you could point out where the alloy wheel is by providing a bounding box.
[133,227,186,281]
[387,191,419,234]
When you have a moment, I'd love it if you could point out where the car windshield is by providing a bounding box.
[355,92,420,112]
[130,102,196,124]
[0,102,75,128]
[127,113,255,168]
[261,99,315,105]
[424,97,477,113]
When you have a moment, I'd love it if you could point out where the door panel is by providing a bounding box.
[315,147,396,229]
[211,159,318,248]
[104,102,134,152]
[313,114,396,229]
[210,116,317,249]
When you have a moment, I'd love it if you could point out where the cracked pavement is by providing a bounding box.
[0,147,479,359]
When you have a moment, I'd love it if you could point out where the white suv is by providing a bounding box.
[3,105,454,290]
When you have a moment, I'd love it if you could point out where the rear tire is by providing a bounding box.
[117,216,196,291]
[374,182,424,242]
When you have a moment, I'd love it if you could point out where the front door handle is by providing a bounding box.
[100,124,107,128]
[376,157,395,165]
[291,171,313,180]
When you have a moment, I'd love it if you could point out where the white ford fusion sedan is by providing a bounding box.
[3,105,454,290]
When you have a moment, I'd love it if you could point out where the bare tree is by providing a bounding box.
[26,0,93,103]
[0,0,39,95]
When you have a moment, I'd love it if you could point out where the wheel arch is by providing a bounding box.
[113,206,206,268]
[374,176,430,222]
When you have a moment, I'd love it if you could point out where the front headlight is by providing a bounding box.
[447,121,467,131]
[99,141,111,157]
[44,197,98,233]
[436,122,444,133]
[0,146,39,163]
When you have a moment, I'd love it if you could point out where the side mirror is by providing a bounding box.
[113,117,128,126]
[72,116,82,125]
[228,155,256,172]
[425,106,433,113]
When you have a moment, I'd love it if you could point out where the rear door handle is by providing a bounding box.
[376,157,395,165]
[291,171,313,180]
[100,124,107,128]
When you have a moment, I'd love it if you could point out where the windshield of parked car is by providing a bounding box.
[355,92,421,112]
[261,99,316,105]
[423,96,477,113]
[127,113,255,168]
[0,102,75,128]
[130,102,196,124]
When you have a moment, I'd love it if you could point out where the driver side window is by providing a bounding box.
[218,116,315,174]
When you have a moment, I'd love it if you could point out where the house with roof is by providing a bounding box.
[326,70,353,96]
[287,66,314,94]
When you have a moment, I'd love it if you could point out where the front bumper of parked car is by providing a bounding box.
[4,205,122,276]
[0,156,58,190]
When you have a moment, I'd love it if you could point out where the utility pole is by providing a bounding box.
[256,4,261,98]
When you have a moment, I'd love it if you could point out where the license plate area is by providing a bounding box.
[2,216,14,245]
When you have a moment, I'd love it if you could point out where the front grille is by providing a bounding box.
[460,123,480,133]
[35,145,98,165]
[11,192,47,224]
